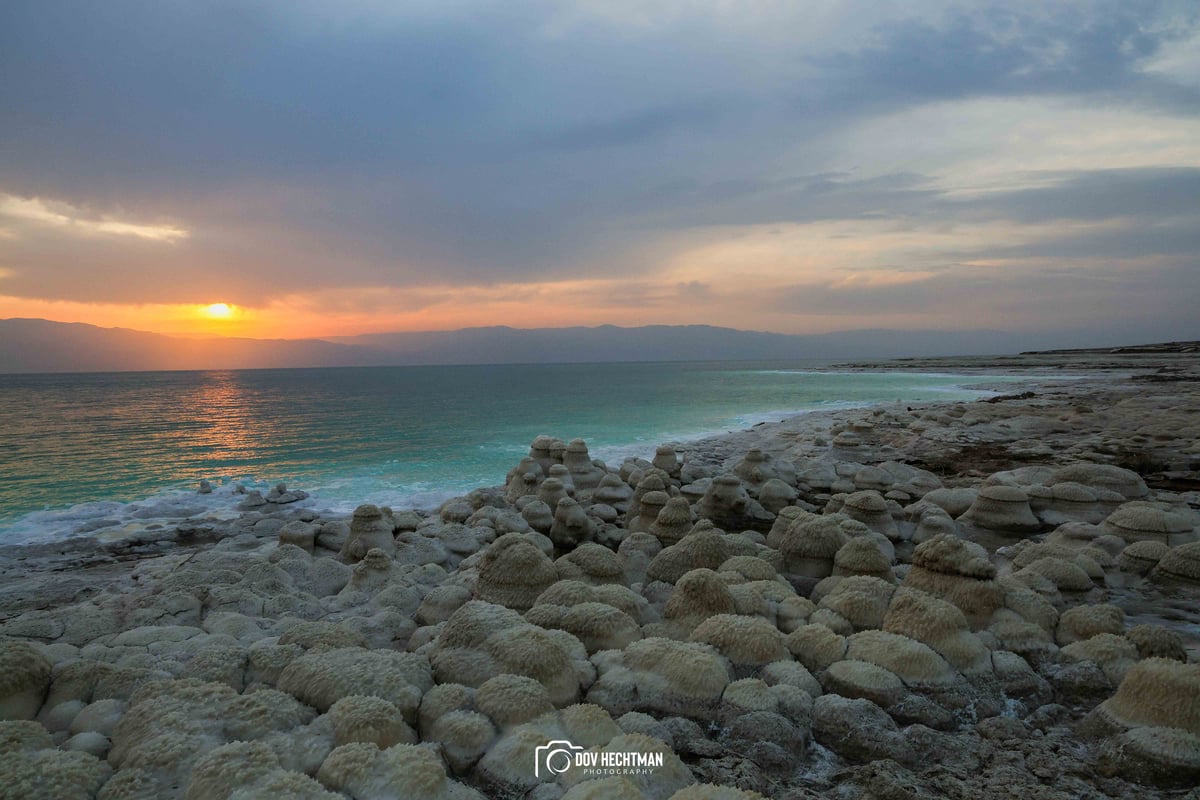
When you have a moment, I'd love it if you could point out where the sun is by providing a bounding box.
[203,303,233,319]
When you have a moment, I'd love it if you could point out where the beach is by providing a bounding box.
[1,347,1198,799]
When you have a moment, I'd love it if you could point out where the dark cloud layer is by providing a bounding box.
[0,0,1198,336]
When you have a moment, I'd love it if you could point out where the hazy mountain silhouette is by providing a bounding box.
[0,318,1183,374]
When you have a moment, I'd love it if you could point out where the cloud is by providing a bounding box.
[0,193,188,242]
[0,1,1198,341]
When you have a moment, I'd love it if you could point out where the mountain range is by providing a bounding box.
[0,317,1189,374]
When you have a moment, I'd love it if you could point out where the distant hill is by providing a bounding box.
[0,317,1187,374]
[0,318,391,374]
[327,324,1047,364]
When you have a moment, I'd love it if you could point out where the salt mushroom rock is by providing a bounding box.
[688,614,789,670]
[184,742,338,799]
[535,581,650,625]
[416,585,473,626]
[920,487,978,519]
[840,491,900,541]
[474,532,560,611]
[430,601,590,706]
[277,647,432,716]
[997,612,1066,671]
[831,538,895,583]
[714,676,780,723]
[535,602,642,654]
[339,504,396,562]
[650,497,695,546]
[0,640,52,720]
[506,463,543,504]
[418,683,474,737]
[903,534,1003,627]
[829,431,865,459]
[340,547,404,598]
[1125,624,1187,663]
[957,484,1041,537]
[816,576,896,632]
[1049,463,1148,500]
[626,472,671,522]
[593,474,634,514]
[756,479,798,514]
[548,464,577,496]
[595,637,734,718]
[529,435,566,475]
[44,659,169,711]
[785,623,848,674]
[318,741,486,800]
[775,515,849,582]
[821,659,905,707]
[765,506,807,549]
[630,490,671,534]
[696,475,774,532]
[426,710,496,774]
[758,660,822,701]
[1056,604,1124,646]
[911,504,960,545]
[1009,540,1093,572]
[852,465,894,493]
[617,532,662,586]
[0,723,113,800]
[718,555,778,583]
[549,497,597,550]
[554,543,625,586]
[1120,540,1170,575]
[679,456,711,487]
[1082,657,1200,739]
[1104,502,1196,546]
[844,629,958,690]
[329,695,417,748]
[269,544,352,597]
[733,449,796,488]
[520,499,555,535]
[564,439,606,491]
[656,569,738,637]
[537,478,571,513]
[645,524,742,585]
[1028,482,1105,525]
[1015,556,1095,593]
[652,445,681,478]
[277,520,319,553]
[474,674,555,728]
[882,587,990,675]
[1061,633,1140,684]
[1152,540,1200,585]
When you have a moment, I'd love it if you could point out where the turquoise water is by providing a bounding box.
[0,361,1024,542]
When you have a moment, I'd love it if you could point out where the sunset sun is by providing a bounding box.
[203,302,233,319]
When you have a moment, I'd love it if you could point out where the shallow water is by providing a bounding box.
[0,361,1028,543]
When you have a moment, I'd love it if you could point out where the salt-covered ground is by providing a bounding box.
[1,350,1198,799]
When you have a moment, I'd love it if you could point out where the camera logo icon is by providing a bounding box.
[534,739,584,778]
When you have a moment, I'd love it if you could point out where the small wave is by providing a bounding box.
[0,478,281,546]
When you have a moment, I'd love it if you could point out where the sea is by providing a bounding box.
[0,361,1028,544]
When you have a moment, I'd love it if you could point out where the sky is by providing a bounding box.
[1,0,1198,340]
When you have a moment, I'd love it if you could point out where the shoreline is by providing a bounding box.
[0,367,1028,547]
[1,350,1198,798]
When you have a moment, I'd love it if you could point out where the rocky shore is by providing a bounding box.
[1,351,1199,800]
